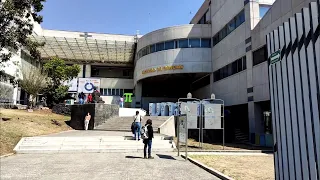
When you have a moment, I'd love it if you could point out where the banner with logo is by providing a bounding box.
[64,78,78,92]
[78,78,100,93]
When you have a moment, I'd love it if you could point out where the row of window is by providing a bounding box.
[253,45,268,66]
[137,38,211,60]
[198,10,210,24]
[100,88,134,96]
[212,10,245,47]
[213,56,247,82]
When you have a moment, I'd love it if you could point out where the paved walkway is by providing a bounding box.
[0,152,218,180]
[39,130,165,137]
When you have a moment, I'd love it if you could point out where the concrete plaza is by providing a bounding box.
[0,152,218,180]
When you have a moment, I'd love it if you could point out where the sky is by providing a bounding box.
[39,0,204,35]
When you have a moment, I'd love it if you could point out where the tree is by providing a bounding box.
[19,65,48,108]
[0,0,46,65]
[43,57,80,106]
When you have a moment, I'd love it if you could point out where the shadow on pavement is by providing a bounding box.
[125,156,143,159]
[156,154,176,160]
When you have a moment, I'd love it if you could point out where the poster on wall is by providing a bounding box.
[78,78,100,93]
[64,78,78,92]
[180,102,198,129]
[204,104,222,129]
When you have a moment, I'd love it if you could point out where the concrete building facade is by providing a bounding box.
[1,0,319,147]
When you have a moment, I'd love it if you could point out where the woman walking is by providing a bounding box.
[143,119,154,159]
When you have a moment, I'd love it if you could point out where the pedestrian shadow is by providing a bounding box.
[156,154,176,160]
[125,156,143,159]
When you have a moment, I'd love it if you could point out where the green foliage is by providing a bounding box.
[0,0,46,65]
[43,57,80,106]
[20,65,48,97]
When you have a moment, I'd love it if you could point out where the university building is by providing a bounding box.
[1,0,319,146]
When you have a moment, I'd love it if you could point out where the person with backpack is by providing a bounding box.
[141,119,154,159]
[133,111,142,140]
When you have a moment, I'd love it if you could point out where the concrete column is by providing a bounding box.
[134,81,142,108]
[85,64,91,78]
[248,102,255,142]
[12,86,18,105]
[78,64,83,78]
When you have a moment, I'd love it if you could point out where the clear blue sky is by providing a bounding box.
[40,0,204,35]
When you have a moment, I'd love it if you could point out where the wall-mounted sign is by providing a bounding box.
[78,78,100,93]
[270,50,281,64]
[64,78,78,92]
[142,65,184,74]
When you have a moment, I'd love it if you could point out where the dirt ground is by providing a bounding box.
[190,155,275,180]
[0,109,71,155]
[174,137,271,151]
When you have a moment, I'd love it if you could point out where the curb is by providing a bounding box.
[181,155,234,180]
[176,150,273,153]
[0,153,15,158]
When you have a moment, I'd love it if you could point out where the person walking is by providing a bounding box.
[143,119,154,159]
[87,93,93,103]
[84,112,91,130]
[78,92,85,104]
[133,111,142,140]
[119,96,124,108]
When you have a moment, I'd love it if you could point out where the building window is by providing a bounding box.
[156,42,164,52]
[150,44,156,53]
[201,39,211,48]
[259,5,271,18]
[164,41,174,50]
[189,39,200,48]
[212,9,245,48]
[253,45,267,66]
[178,39,189,48]
[213,55,247,82]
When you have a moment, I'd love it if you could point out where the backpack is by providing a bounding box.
[140,125,149,140]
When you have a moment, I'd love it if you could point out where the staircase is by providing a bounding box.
[14,135,175,154]
[94,116,170,133]
[234,128,250,144]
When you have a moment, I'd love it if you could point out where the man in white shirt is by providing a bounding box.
[84,112,91,130]
[133,111,143,140]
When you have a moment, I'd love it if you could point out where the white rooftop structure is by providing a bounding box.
[30,29,140,64]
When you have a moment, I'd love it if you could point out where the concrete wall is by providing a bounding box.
[70,104,119,130]
[100,78,133,89]
[135,48,212,83]
[158,116,176,137]
[192,84,211,99]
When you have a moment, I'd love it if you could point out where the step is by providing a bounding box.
[14,136,175,154]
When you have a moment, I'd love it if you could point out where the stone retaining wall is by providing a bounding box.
[70,104,119,130]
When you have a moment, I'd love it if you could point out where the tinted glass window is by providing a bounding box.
[164,41,174,50]
[219,27,227,40]
[227,19,236,34]
[201,39,211,47]
[150,44,156,53]
[253,46,267,66]
[156,42,164,51]
[178,39,189,48]
[243,56,247,70]
[232,61,238,74]
[237,59,243,72]
[189,39,200,48]
[239,11,245,24]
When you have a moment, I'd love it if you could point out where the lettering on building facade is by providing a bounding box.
[142,65,184,74]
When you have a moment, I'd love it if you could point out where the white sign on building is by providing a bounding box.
[64,78,78,92]
[78,78,100,93]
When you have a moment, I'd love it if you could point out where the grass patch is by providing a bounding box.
[190,155,274,180]
[0,108,72,155]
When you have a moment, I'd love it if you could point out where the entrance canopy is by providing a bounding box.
[30,30,138,65]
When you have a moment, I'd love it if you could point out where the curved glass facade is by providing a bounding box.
[137,38,211,60]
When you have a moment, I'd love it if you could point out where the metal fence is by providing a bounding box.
[267,1,320,179]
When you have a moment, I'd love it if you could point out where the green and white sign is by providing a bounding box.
[270,50,281,64]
